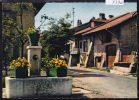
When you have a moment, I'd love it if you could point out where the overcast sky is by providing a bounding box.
[35,2,137,31]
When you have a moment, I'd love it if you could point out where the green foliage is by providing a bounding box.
[41,57,50,68]
[88,67,112,72]
[2,34,13,51]
[40,13,73,59]
[12,3,36,15]
[2,3,36,57]
[3,17,27,42]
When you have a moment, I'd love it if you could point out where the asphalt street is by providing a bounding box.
[68,67,138,98]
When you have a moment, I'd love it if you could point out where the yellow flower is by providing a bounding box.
[57,65,60,67]
[18,58,21,60]
[22,63,25,67]
[9,57,30,69]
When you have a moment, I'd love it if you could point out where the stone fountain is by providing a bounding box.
[5,43,72,98]
[26,46,42,76]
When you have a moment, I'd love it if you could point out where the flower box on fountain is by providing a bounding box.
[27,27,40,46]
[9,57,31,78]
[42,58,68,77]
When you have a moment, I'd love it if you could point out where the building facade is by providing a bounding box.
[68,11,137,73]
[68,13,108,67]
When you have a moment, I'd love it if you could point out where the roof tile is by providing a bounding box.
[83,11,137,35]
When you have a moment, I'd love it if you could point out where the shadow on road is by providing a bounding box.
[68,69,93,73]
[68,69,109,77]
[68,73,108,77]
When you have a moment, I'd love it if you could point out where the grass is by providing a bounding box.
[87,67,112,72]
[130,73,137,77]
[87,67,138,78]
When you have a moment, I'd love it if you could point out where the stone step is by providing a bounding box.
[113,66,131,73]
[110,70,130,76]
[114,62,131,67]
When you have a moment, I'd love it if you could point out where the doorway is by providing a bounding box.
[106,44,116,67]
[71,54,80,66]
[95,57,101,67]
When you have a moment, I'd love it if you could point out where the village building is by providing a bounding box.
[68,11,137,73]
[68,13,108,67]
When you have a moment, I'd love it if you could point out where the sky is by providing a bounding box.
[35,2,137,31]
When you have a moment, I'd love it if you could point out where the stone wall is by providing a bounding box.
[5,77,72,98]
[120,18,137,55]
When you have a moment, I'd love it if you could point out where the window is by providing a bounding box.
[75,40,79,48]
[97,57,101,62]
[83,41,88,52]
[103,32,112,43]
[79,41,82,49]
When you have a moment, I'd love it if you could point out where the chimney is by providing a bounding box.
[77,20,82,26]
[99,13,106,20]
[80,20,82,25]
[91,17,95,20]
[90,17,95,22]
[109,15,114,19]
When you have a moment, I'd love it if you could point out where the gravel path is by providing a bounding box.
[68,67,137,98]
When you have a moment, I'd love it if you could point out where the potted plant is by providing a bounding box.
[27,27,40,46]
[41,57,50,76]
[44,58,68,77]
[9,57,31,78]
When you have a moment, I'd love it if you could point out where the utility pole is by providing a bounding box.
[73,7,75,27]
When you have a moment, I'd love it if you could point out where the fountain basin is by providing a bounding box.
[5,76,72,98]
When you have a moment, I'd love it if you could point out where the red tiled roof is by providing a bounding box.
[72,19,107,30]
[90,19,108,22]
[83,11,137,35]
[74,19,107,35]
[74,27,92,35]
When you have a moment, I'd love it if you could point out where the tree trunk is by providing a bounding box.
[20,3,24,57]
[21,43,24,57]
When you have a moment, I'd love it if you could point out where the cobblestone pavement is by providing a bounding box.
[68,67,138,98]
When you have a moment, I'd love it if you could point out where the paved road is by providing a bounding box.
[68,67,138,98]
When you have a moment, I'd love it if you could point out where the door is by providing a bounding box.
[71,54,79,66]
[106,44,116,67]
[95,57,101,67]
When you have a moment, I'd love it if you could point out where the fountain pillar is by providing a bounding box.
[27,46,42,76]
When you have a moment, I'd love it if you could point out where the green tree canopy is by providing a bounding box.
[40,14,74,59]
[2,3,36,57]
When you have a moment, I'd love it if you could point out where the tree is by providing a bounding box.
[2,3,36,57]
[40,13,73,59]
